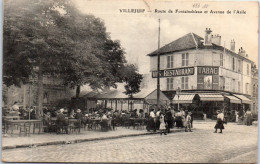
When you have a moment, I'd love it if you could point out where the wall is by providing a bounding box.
[149,48,253,95]
[2,79,72,108]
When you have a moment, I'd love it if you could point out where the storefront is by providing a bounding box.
[170,92,252,120]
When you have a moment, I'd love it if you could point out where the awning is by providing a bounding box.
[234,94,252,104]
[198,94,224,101]
[225,95,241,104]
[172,94,195,104]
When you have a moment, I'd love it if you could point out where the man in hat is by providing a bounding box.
[75,109,83,120]
[214,110,224,133]
[74,109,83,130]
[56,108,68,134]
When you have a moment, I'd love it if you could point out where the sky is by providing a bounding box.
[73,0,259,74]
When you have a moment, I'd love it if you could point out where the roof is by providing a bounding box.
[82,90,129,99]
[82,88,169,101]
[148,33,203,56]
[147,32,254,63]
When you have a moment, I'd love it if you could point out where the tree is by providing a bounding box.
[122,64,143,98]
[4,0,109,117]
[3,0,143,118]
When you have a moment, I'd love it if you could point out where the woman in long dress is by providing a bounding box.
[159,113,167,135]
[214,110,224,133]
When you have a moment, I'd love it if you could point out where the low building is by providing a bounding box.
[77,89,169,113]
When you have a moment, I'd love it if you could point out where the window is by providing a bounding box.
[246,83,249,94]
[247,64,249,75]
[232,57,235,71]
[238,60,241,73]
[232,79,236,92]
[182,53,189,66]
[167,78,174,90]
[238,81,240,93]
[220,76,225,90]
[167,55,174,68]
[181,77,189,89]
[253,84,256,95]
[220,53,223,66]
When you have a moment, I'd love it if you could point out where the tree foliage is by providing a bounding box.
[3,0,143,115]
[121,64,143,98]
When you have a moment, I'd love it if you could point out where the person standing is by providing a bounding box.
[185,112,192,132]
[56,108,68,134]
[214,110,224,133]
[175,110,183,128]
[146,109,156,132]
[165,108,173,133]
[159,113,167,135]
[245,110,253,126]
[155,108,161,130]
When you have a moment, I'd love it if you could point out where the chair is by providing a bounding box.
[92,120,100,130]
[42,119,50,133]
[56,120,69,134]
[100,120,109,132]
[122,117,131,128]
[133,119,143,130]
[107,119,112,130]
[19,122,31,136]
[68,120,81,134]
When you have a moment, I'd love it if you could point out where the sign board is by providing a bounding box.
[152,67,194,78]
[197,66,219,75]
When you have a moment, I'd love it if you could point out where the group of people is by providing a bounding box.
[43,107,119,133]
[146,107,193,135]
[4,102,37,119]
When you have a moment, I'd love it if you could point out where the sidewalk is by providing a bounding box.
[2,127,183,150]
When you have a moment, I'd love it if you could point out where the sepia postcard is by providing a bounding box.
[1,0,259,163]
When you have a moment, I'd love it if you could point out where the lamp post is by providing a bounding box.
[156,19,161,111]
[176,87,181,111]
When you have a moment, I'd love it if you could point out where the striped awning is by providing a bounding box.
[198,94,224,101]
[172,94,195,104]
[225,96,241,104]
[234,94,252,104]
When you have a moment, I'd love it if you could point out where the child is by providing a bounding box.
[159,113,167,135]
[185,112,192,132]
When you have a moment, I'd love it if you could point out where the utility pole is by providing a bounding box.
[156,19,161,111]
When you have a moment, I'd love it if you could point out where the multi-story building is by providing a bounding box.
[251,63,258,114]
[148,28,256,119]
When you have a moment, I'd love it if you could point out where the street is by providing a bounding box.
[2,121,258,163]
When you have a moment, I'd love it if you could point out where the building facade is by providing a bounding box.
[2,75,72,108]
[148,28,257,119]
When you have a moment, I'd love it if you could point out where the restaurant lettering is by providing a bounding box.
[197,66,219,75]
[152,67,194,78]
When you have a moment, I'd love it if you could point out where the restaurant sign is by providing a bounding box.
[197,66,219,75]
[152,67,194,78]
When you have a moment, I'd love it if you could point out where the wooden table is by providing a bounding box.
[6,120,43,135]
[88,118,101,130]
[3,116,21,120]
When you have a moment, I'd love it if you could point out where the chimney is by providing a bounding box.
[204,28,212,45]
[212,34,221,46]
[230,39,235,52]
[238,47,246,57]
